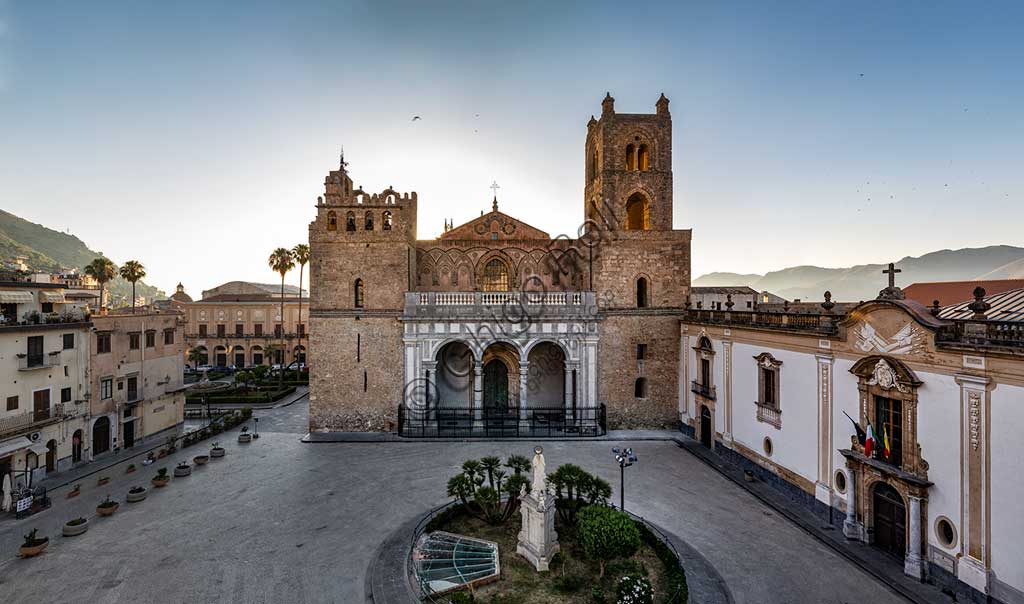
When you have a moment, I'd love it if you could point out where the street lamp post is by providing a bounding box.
[612,447,638,512]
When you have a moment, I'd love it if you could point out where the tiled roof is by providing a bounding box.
[691,286,758,295]
[904,279,1024,307]
[939,288,1024,323]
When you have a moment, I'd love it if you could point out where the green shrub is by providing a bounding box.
[450,591,474,604]
[551,574,586,594]
[577,506,641,578]
[548,464,612,524]
[445,456,532,524]
[591,586,606,604]
[615,575,653,604]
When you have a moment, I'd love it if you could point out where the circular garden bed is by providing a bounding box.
[414,456,687,604]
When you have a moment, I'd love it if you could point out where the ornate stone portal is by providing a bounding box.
[516,446,560,571]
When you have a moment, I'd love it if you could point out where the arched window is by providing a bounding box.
[625,144,636,171]
[346,211,356,232]
[638,144,649,171]
[634,377,648,398]
[327,211,337,231]
[589,150,598,181]
[364,211,374,230]
[354,278,364,308]
[482,258,510,292]
[382,210,393,231]
[636,277,649,308]
[625,193,649,230]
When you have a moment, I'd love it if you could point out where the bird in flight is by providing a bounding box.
[411,116,422,121]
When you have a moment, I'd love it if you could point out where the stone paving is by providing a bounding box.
[0,398,912,604]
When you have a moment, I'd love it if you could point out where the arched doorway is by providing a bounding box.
[72,429,83,463]
[435,341,473,409]
[483,361,509,410]
[873,482,907,557]
[251,345,264,366]
[526,342,567,409]
[214,346,227,368]
[92,416,111,456]
[232,345,245,368]
[45,439,57,472]
[700,405,712,448]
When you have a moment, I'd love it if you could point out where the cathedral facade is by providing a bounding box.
[307,93,691,434]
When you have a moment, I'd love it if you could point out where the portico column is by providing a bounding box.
[519,361,530,422]
[422,360,437,411]
[563,363,573,413]
[843,467,862,540]
[904,495,926,579]
[473,360,483,427]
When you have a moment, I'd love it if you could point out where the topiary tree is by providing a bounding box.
[548,463,612,524]
[577,505,641,579]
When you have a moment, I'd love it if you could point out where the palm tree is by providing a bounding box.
[268,248,295,387]
[84,257,117,314]
[119,260,146,314]
[291,243,310,356]
[187,347,205,371]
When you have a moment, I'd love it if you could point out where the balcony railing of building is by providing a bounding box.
[690,380,716,400]
[184,332,303,340]
[397,403,607,438]
[684,308,839,335]
[935,320,1024,349]
[16,351,61,371]
[755,401,782,428]
[0,402,74,439]
[405,291,597,319]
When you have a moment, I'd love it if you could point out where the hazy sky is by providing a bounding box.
[1,1,1021,295]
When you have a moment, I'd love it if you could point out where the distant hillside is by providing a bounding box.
[0,209,166,303]
[694,245,1024,302]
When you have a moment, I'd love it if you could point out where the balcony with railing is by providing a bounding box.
[16,351,61,371]
[684,308,839,335]
[691,380,716,400]
[405,291,597,319]
[0,402,74,439]
[755,401,782,428]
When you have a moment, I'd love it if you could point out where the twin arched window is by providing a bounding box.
[346,212,356,231]
[625,143,650,172]
[364,211,374,230]
[382,210,393,231]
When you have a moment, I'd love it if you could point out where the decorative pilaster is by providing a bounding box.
[422,360,437,409]
[722,340,733,446]
[679,327,689,421]
[955,372,992,593]
[815,354,834,504]
[563,363,574,411]
[904,495,926,580]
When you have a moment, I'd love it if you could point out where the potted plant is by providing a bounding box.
[62,517,89,537]
[237,426,252,444]
[151,468,170,488]
[127,486,148,503]
[165,436,178,454]
[67,484,81,499]
[97,475,110,486]
[173,461,192,477]
[96,496,120,516]
[193,454,210,466]
[19,529,49,557]
[126,463,137,474]
[210,442,226,458]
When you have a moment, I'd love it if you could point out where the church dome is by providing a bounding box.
[170,282,193,303]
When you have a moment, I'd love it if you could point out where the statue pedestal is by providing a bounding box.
[516,489,559,571]
[516,447,560,572]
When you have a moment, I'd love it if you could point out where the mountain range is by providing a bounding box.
[0,209,165,303]
[695,246,1024,302]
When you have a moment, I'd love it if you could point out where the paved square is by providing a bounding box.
[0,399,905,604]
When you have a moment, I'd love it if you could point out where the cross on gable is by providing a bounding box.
[883,263,902,289]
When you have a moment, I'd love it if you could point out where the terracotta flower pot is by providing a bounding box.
[67,489,80,499]
[237,433,252,444]
[97,477,110,486]
[151,476,170,488]
[126,466,136,474]
[96,503,119,517]
[193,455,209,466]
[63,520,89,537]
[19,539,49,557]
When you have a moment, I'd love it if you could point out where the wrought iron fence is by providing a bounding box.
[398,403,607,438]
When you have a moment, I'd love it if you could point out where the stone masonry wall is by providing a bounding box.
[599,314,680,428]
[308,315,404,432]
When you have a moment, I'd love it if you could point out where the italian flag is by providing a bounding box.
[864,423,876,458]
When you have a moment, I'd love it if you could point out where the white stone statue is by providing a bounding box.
[516,446,560,571]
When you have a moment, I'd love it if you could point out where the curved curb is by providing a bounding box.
[367,503,734,604]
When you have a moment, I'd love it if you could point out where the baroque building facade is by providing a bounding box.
[308,94,691,434]
[680,284,1024,603]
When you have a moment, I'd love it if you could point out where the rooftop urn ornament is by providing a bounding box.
[878,262,906,300]
[968,287,991,320]
[930,299,941,316]
[516,446,560,572]
[725,294,734,310]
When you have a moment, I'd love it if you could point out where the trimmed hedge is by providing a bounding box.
[186,386,295,405]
